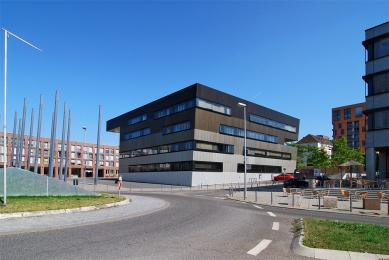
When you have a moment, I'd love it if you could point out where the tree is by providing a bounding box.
[330,137,365,168]
[306,146,331,168]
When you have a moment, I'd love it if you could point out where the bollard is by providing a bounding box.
[171,185,172,191]
[223,183,224,189]
[107,185,108,191]
[271,192,273,205]
[292,193,295,207]
[201,183,203,189]
[255,191,257,202]
[215,184,216,189]
[318,196,321,210]
[350,195,352,212]
[181,184,182,191]
[207,184,209,190]
[130,184,131,191]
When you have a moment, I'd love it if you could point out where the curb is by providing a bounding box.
[0,198,130,219]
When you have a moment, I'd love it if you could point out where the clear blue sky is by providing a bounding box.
[0,1,388,146]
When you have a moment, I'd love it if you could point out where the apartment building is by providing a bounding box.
[296,134,333,165]
[0,133,119,178]
[107,83,300,186]
[331,102,367,152]
[362,21,389,179]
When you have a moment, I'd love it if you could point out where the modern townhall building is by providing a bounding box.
[362,21,389,180]
[0,133,119,178]
[332,102,367,152]
[107,83,300,186]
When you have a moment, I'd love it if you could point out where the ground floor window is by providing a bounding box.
[128,161,223,172]
[237,164,281,173]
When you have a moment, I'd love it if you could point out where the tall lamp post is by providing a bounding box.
[82,126,86,188]
[237,102,247,200]
[2,28,41,205]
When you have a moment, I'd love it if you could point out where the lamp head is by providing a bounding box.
[237,102,246,108]
[82,126,86,130]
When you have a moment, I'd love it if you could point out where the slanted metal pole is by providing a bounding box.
[19,98,27,169]
[27,108,34,171]
[64,110,71,182]
[9,112,17,167]
[15,119,22,168]
[58,102,67,180]
[48,91,59,178]
[94,105,101,185]
[34,95,43,174]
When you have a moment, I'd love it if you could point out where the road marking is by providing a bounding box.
[254,206,263,209]
[213,197,225,199]
[267,212,276,217]
[272,222,279,230]
[247,239,272,256]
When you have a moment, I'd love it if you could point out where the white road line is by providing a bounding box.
[254,205,263,209]
[247,239,272,256]
[213,197,225,199]
[267,212,276,217]
[272,222,280,230]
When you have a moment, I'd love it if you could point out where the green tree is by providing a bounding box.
[306,146,331,168]
[330,137,365,167]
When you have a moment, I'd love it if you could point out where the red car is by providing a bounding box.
[274,173,293,181]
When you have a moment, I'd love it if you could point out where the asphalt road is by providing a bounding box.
[1,186,388,260]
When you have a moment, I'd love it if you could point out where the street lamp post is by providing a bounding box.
[2,28,41,205]
[237,102,247,200]
[82,126,86,188]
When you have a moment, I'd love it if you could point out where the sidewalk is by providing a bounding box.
[227,188,389,217]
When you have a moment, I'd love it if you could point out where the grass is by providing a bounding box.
[299,218,389,255]
[0,193,127,214]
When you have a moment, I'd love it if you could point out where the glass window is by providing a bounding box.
[249,114,296,133]
[344,109,351,120]
[128,113,147,125]
[374,37,389,59]
[341,129,344,134]
[196,98,231,115]
[154,99,195,119]
[333,110,340,121]
[374,110,389,129]
[162,121,190,135]
[220,124,278,144]
[338,123,342,128]
[355,107,363,118]
[124,127,151,140]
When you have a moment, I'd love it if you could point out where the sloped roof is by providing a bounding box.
[296,134,333,146]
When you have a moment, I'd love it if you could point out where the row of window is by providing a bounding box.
[220,125,278,144]
[129,161,223,172]
[333,106,363,121]
[128,113,147,125]
[124,127,151,140]
[153,98,232,120]
[246,147,291,160]
[128,161,283,173]
[249,114,297,133]
[237,164,281,173]
[120,140,234,159]
[162,121,190,135]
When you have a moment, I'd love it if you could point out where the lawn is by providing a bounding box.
[299,218,389,255]
[0,193,126,214]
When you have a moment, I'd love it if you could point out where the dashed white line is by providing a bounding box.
[247,239,272,256]
[254,205,263,209]
[272,222,280,230]
[213,197,225,199]
[267,212,276,217]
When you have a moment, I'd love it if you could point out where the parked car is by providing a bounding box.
[283,178,309,188]
[274,173,293,181]
[315,175,331,186]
